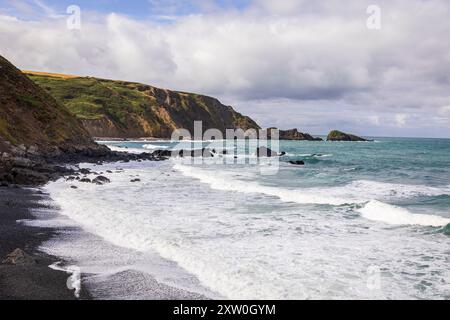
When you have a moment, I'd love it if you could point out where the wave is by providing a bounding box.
[106,145,147,154]
[175,164,450,204]
[143,144,169,150]
[338,180,450,200]
[174,164,450,226]
[358,200,450,227]
[173,164,357,205]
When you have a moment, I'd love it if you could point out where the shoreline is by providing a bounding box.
[0,160,212,300]
[0,187,89,300]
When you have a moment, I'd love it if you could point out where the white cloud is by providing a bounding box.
[0,0,450,137]
[394,114,407,128]
[439,106,450,116]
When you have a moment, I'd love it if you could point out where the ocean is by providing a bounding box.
[31,137,450,299]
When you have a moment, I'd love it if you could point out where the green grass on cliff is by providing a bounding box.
[26,72,260,138]
[28,75,154,126]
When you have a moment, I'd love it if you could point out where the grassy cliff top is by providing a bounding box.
[25,71,260,138]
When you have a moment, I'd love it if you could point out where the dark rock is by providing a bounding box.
[154,148,215,158]
[278,128,323,141]
[130,179,141,183]
[92,176,111,185]
[79,168,91,175]
[327,130,371,142]
[289,160,306,166]
[70,186,78,189]
[79,178,91,183]
[2,249,37,266]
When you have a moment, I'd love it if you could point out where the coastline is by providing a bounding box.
[0,160,212,300]
[0,187,88,300]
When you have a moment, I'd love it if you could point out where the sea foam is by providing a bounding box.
[358,200,450,227]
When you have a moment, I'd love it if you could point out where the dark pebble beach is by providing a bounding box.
[0,187,87,300]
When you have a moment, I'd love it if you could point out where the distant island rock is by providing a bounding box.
[266,128,323,141]
[327,130,371,142]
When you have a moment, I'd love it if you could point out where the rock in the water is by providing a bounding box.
[2,249,37,266]
[79,178,91,183]
[327,130,370,142]
[154,148,215,158]
[269,128,323,141]
[289,160,306,166]
[79,168,91,175]
[70,186,78,189]
[130,178,141,183]
[92,175,111,185]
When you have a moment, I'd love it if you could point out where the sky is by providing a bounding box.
[0,0,449,138]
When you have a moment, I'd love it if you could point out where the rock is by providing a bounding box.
[79,178,92,183]
[70,186,78,189]
[10,157,32,168]
[10,168,49,185]
[92,175,111,185]
[2,249,37,266]
[27,145,40,156]
[289,160,306,166]
[130,179,141,183]
[106,170,113,173]
[154,148,215,158]
[275,128,323,141]
[79,168,91,175]
[66,176,76,181]
[327,130,371,142]
[256,147,284,157]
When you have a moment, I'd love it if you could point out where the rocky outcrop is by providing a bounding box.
[327,130,370,142]
[152,148,216,158]
[265,128,322,141]
[280,129,322,141]
[26,71,261,139]
[0,55,175,186]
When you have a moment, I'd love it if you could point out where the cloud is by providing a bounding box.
[0,0,449,137]
[395,114,407,128]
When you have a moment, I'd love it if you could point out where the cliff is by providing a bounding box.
[25,72,260,139]
[0,56,104,159]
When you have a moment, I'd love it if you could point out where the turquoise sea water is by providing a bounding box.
[43,137,450,299]
[107,137,450,220]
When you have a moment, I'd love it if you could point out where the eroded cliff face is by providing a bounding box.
[26,72,260,139]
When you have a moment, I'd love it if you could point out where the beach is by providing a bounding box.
[0,187,81,300]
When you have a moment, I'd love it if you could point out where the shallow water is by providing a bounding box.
[40,138,450,299]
